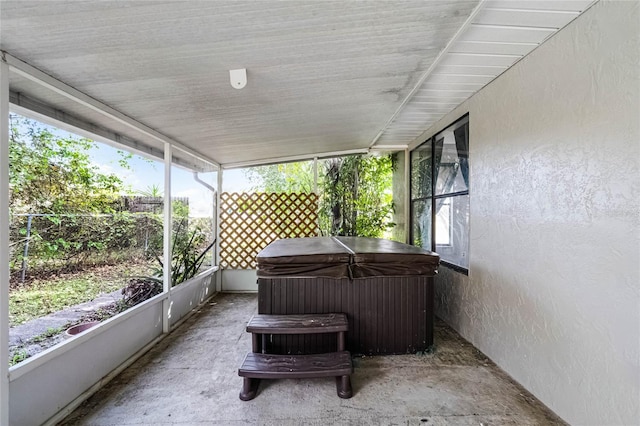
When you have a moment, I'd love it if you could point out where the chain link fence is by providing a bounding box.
[8,196,200,282]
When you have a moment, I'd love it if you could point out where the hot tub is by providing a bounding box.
[256,236,439,356]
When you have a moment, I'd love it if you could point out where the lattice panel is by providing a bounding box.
[219,192,319,269]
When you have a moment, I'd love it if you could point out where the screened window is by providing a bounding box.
[410,115,469,272]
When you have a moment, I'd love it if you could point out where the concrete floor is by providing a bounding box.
[61,293,566,425]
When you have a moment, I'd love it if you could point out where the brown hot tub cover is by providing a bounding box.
[256,236,439,278]
[255,237,351,278]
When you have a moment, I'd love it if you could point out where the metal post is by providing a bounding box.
[191,172,217,269]
[20,214,32,283]
[211,184,217,271]
[404,149,410,245]
[215,170,223,292]
[313,157,318,194]
[1,54,12,426]
[144,225,149,254]
[162,142,172,333]
[430,139,436,252]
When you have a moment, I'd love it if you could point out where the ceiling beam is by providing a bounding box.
[222,148,370,170]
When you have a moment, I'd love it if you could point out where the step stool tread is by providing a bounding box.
[238,351,352,379]
[246,313,348,334]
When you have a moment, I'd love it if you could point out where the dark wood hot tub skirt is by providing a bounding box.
[258,275,434,356]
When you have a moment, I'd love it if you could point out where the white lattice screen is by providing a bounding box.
[219,192,319,269]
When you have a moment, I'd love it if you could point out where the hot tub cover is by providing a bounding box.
[256,236,439,278]
[256,237,351,278]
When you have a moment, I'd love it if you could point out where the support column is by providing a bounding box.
[162,142,172,333]
[211,179,217,272]
[1,55,11,426]
[404,148,410,244]
[313,157,318,194]
[215,169,223,292]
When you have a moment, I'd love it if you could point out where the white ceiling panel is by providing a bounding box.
[401,105,462,114]
[420,81,487,91]
[463,24,556,44]
[475,8,581,28]
[2,0,483,166]
[413,95,471,104]
[393,113,445,120]
[485,1,594,12]
[428,74,496,85]
[435,65,509,76]
[1,0,596,166]
[376,141,412,147]
[416,86,478,93]
[450,40,537,55]
[439,52,521,67]
[375,1,595,151]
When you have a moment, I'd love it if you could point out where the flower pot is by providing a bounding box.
[65,321,101,338]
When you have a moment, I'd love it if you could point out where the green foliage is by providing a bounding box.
[9,261,152,326]
[156,218,215,287]
[8,114,144,274]
[9,114,127,215]
[320,155,395,237]
[244,162,314,193]
[9,213,156,274]
[31,326,65,343]
[241,156,395,238]
[10,275,119,325]
[138,184,163,197]
[10,350,29,367]
[172,199,190,219]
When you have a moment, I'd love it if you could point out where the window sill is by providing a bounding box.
[440,260,468,276]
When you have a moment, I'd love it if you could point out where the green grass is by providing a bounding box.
[9,262,153,327]
[10,350,28,366]
[30,326,66,343]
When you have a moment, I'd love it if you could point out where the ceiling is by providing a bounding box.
[0,0,594,169]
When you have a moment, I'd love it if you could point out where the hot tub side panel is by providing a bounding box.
[258,276,434,356]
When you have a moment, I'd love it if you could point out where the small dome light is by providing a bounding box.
[229,68,247,89]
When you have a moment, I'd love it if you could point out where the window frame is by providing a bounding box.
[410,114,469,274]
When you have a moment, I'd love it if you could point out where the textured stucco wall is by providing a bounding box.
[426,2,639,425]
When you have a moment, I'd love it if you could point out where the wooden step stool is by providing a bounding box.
[238,313,353,401]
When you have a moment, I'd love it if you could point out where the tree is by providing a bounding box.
[243,162,314,193]
[242,155,396,238]
[320,155,395,238]
[8,114,136,270]
[9,114,127,214]
[138,184,163,198]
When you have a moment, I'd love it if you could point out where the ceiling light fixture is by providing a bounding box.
[229,68,247,89]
